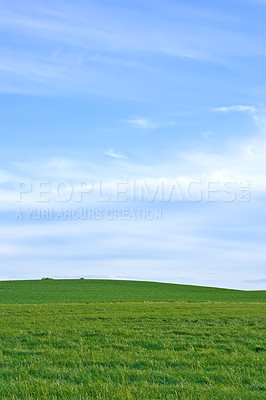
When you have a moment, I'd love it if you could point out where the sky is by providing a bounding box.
[0,0,266,289]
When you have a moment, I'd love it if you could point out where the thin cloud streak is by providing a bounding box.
[128,119,158,129]
[213,105,257,113]
[1,0,266,95]
[105,150,127,160]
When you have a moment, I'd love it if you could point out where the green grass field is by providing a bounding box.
[0,279,265,304]
[0,280,265,399]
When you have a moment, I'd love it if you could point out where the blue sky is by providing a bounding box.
[0,0,266,288]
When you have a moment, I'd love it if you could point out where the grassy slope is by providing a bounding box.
[0,280,265,399]
[0,279,265,304]
[0,302,265,399]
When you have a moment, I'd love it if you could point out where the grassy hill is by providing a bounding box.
[0,279,265,304]
[0,280,265,399]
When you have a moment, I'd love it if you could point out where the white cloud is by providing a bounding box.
[105,150,127,160]
[128,118,158,129]
[45,158,76,169]
[1,109,266,212]
[213,105,257,113]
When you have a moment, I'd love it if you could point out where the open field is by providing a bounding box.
[0,280,265,399]
[0,279,265,304]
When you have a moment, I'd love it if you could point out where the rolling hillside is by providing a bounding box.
[0,279,265,304]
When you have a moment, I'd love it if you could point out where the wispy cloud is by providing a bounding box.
[105,150,127,160]
[45,158,76,169]
[127,118,158,129]
[0,1,240,58]
[1,112,266,213]
[213,105,257,113]
[1,0,265,96]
